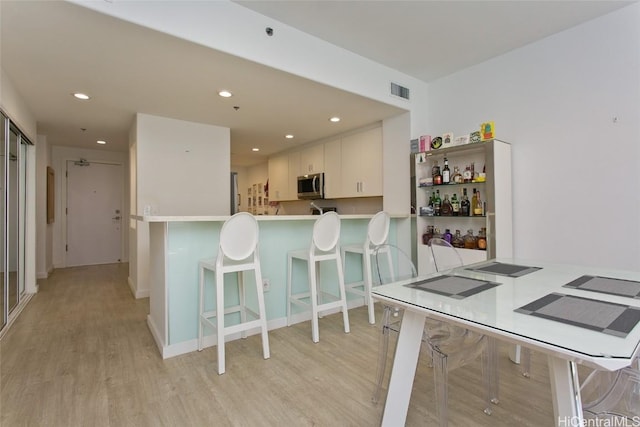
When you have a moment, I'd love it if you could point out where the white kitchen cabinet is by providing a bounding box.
[340,126,382,198]
[299,144,324,175]
[414,139,512,274]
[323,138,342,199]
[268,153,290,201]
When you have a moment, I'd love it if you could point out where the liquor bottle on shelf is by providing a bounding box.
[477,227,487,250]
[451,193,460,216]
[443,228,453,244]
[441,194,453,216]
[471,188,477,216]
[422,225,434,245]
[474,190,483,216]
[461,188,470,216]
[432,161,442,185]
[452,230,464,248]
[464,229,477,249]
[442,157,450,184]
[463,165,473,183]
[451,166,463,184]
[433,190,441,216]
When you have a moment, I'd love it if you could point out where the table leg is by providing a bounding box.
[381,310,426,427]
[547,356,583,427]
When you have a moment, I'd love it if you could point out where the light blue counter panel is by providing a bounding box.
[162,217,402,347]
[166,221,222,345]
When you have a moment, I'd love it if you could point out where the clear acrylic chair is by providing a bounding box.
[372,241,499,426]
[197,212,270,375]
[581,357,640,421]
[341,211,390,324]
[287,211,350,343]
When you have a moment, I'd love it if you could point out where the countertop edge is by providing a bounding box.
[131,213,410,222]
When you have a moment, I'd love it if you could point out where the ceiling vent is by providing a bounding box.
[390,82,410,100]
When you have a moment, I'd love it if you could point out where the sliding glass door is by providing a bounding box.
[1,112,30,333]
[1,114,6,331]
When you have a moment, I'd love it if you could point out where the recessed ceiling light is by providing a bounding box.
[73,93,90,100]
[329,116,341,123]
[285,134,294,139]
[218,90,232,98]
[252,148,259,152]
[97,140,107,145]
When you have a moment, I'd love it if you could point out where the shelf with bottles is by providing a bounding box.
[422,226,488,251]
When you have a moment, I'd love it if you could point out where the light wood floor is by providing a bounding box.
[1,263,558,426]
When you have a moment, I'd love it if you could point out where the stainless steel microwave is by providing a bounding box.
[297,173,324,199]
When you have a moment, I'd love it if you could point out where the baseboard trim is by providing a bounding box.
[127,277,150,299]
[149,299,365,359]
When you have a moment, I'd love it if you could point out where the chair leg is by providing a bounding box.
[198,265,205,351]
[363,250,375,325]
[216,270,226,375]
[308,260,320,343]
[239,271,248,339]
[286,255,293,327]
[372,304,393,403]
[432,346,449,427]
[481,336,500,415]
[254,262,270,360]
[521,347,532,378]
[336,256,350,334]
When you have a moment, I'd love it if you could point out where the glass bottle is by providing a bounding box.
[464,229,477,249]
[460,188,470,216]
[451,166,463,184]
[452,230,464,248]
[477,227,487,250]
[442,157,450,184]
[432,160,442,185]
[433,189,441,216]
[440,194,452,216]
[443,228,453,244]
[422,225,434,245]
[471,188,477,216]
[451,193,460,216]
[473,189,483,216]
[463,165,473,183]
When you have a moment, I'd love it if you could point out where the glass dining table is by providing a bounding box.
[371,258,640,426]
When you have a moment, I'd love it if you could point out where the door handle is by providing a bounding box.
[112,216,121,220]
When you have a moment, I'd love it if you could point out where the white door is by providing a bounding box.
[66,161,123,267]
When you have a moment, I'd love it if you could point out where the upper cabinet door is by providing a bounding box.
[356,127,382,197]
[340,126,383,198]
[268,154,289,201]
[300,144,324,174]
[323,138,342,199]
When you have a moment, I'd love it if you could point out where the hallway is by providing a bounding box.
[0,264,555,426]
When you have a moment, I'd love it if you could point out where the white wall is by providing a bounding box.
[35,135,53,279]
[421,4,640,270]
[135,113,230,215]
[131,113,230,298]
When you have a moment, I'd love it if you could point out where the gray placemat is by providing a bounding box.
[563,275,640,299]
[466,262,541,277]
[407,275,500,299]
[515,293,640,338]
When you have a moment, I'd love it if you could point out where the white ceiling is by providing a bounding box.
[1,1,631,166]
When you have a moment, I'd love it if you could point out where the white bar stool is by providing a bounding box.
[341,211,390,324]
[197,212,270,374]
[287,211,350,343]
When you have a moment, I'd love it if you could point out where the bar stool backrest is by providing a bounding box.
[312,211,341,252]
[219,212,259,261]
[367,211,390,248]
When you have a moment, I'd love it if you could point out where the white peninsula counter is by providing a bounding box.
[134,213,411,358]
